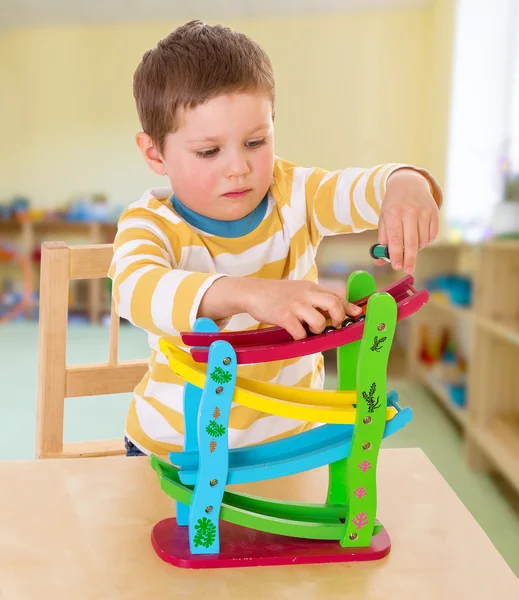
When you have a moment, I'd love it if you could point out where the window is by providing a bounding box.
[444,0,519,239]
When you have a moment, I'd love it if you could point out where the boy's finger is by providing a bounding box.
[330,294,363,319]
[375,220,387,266]
[311,293,347,326]
[385,219,404,270]
[298,305,329,335]
[345,301,363,316]
[377,219,387,245]
[403,215,419,274]
[284,315,308,340]
[418,214,430,250]
[429,212,439,242]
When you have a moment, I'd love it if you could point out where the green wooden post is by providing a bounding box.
[326,271,376,506]
[341,291,397,547]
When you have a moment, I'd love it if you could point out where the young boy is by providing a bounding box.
[109,20,442,457]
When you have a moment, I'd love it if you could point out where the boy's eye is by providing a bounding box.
[196,148,219,158]
[246,139,266,149]
[195,139,266,158]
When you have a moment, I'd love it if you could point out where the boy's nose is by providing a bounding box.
[226,153,251,178]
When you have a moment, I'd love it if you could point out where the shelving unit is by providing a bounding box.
[472,418,519,492]
[475,315,519,347]
[0,219,117,323]
[428,295,472,320]
[408,240,519,494]
[417,363,467,428]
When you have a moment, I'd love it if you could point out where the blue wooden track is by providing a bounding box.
[170,393,411,486]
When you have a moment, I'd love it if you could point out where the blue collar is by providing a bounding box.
[171,193,268,238]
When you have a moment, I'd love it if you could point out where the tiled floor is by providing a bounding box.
[1,322,518,576]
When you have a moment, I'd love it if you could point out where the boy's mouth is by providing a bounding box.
[222,188,252,199]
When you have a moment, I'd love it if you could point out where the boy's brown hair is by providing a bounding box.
[133,20,276,154]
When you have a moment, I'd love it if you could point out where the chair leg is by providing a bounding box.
[35,242,70,458]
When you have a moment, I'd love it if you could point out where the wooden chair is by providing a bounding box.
[35,241,148,459]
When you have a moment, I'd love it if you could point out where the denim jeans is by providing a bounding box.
[124,437,146,457]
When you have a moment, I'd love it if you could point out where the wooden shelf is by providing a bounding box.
[0,219,116,323]
[0,221,23,233]
[34,221,117,234]
[418,365,467,428]
[424,241,469,250]
[407,240,519,494]
[0,219,117,231]
[475,315,519,348]
[421,239,518,252]
[471,416,519,493]
[428,296,472,319]
[481,239,519,251]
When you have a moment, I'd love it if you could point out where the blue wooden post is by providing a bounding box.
[176,317,219,527]
[189,339,236,554]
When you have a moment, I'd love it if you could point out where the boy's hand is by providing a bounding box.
[243,279,362,341]
[376,168,440,274]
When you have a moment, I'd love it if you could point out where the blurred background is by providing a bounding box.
[1,0,519,576]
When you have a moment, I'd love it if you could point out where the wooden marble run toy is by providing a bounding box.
[149,248,429,569]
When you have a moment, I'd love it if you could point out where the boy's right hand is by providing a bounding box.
[243,278,362,340]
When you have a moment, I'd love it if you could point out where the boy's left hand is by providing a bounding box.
[375,168,440,274]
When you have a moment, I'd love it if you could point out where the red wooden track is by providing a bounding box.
[181,275,428,365]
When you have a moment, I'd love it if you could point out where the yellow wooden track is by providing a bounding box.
[159,339,396,425]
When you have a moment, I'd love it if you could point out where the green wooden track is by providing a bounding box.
[151,455,383,541]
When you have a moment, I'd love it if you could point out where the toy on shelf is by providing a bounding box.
[10,197,30,222]
[424,274,472,307]
[63,193,124,224]
[418,324,448,366]
[419,324,468,408]
[0,196,30,222]
[0,193,126,226]
[0,242,32,323]
[147,246,430,569]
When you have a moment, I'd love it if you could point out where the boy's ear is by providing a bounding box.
[136,132,167,176]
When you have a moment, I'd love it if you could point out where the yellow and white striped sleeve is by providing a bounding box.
[108,207,227,340]
[272,158,442,245]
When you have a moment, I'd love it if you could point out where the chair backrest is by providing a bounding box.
[36,241,148,458]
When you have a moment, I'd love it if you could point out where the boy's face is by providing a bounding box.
[138,92,275,222]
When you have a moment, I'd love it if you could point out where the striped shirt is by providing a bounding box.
[109,156,441,455]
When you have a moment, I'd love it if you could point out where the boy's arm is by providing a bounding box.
[108,209,236,341]
[274,160,442,244]
[272,158,442,273]
[108,206,362,340]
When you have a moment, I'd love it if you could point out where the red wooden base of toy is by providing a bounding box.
[151,518,391,569]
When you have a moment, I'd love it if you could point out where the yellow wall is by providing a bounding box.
[423,0,456,191]
[0,5,454,209]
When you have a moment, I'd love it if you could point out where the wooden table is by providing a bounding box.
[1,448,517,599]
